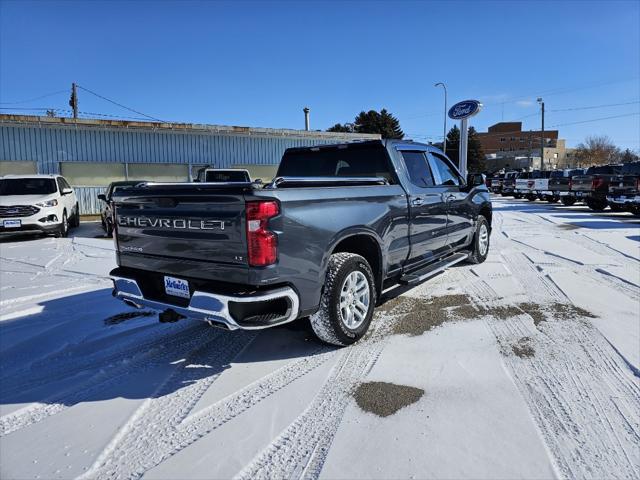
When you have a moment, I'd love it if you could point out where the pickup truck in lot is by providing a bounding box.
[571,164,623,211]
[532,170,554,201]
[109,140,492,345]
[490,174,504,194]
[501,171,518,196]
[549,168,586,206]
[514,171,536,200]
[607,161,640,215]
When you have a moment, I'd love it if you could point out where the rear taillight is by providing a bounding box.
[246,200,279,267]
[592,178,604,189]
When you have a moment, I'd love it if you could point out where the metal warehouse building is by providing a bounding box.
[0,114,379,214]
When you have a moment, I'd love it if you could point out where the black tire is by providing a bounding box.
[586,198,607,211]
[561,197,576,206]
[106,220,114,237]
[527,194,536,201]
[609,203,625,212]
[513,193,522,199]
[631,206,640,217]
[71,203,80,227]
[467,215,490,264]
[55,211,69,238]
[309,253,376,346]
[547,196,558,203]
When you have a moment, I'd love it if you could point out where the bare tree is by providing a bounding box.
[575,135,620,166]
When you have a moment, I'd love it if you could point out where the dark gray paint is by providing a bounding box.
[112,139,491,316]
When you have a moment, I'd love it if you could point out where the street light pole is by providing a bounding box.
[435,82,447,154]
[537,97,545,170]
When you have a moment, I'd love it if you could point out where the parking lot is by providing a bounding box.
[0,196,638,479]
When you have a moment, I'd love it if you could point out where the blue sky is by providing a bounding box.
[1,0,638,149]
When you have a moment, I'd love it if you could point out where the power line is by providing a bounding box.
[75,84,165,122]
[0,89,67,105]
[550,112,640,128]
[548,100,640,112]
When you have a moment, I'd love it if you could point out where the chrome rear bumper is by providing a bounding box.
[111,276,300,330]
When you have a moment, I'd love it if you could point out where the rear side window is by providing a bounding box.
[429,153,463,186]
[205,171,250,182]
[587,165,618,174]
[622,162,640,174]
[278,143,394,183]
[400,151,434,188]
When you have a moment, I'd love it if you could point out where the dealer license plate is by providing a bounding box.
[164,276,190,299]
[3,220,21,228]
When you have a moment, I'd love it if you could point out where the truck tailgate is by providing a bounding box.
[113,183,249,268]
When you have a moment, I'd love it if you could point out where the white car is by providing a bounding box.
[0,174,80,237]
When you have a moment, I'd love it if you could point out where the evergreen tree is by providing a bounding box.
[327,109,404,139]
[443,125,486,173]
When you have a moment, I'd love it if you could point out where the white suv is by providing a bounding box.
[0,174,80,237]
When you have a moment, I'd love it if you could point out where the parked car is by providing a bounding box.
[109,140,492,346]
[98,181,146,236]
[195,168,251,183]
[0,174,79,237]
[571,164,623,211]
[514,171,536,200]
[607,161,640,215]
[501,171,519,196]
[490,174,505,194]
[549,168,586,206]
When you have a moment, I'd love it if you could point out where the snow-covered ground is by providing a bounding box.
[1,199,638,480]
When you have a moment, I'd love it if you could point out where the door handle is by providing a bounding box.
[411,197,424,206]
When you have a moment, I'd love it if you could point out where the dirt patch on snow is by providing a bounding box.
[517,302,595,327]
[512,337,535,358]
[391,294,478,336]
[353,381,424,417]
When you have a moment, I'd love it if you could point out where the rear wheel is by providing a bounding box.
[547,196,559,203]
[513,193,522,199]
[631,205,640,217]
[561,197,576,206]
[309,253,376,346]
[586,198,607,211]
[526,194,536,201]
[467,215,490,265]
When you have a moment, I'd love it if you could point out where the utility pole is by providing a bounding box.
[537,97,544,170]
[434,82,447,154]
[69,83,78,119]
[303,107,310,131]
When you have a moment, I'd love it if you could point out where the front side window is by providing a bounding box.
[0,178,57,195]
[400,151,434,188]
[429,153,463,186]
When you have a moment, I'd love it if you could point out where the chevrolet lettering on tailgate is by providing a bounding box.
[117,216,225,230]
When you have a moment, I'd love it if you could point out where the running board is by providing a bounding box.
[399,251,470,285]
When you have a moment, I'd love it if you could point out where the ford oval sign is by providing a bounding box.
[448,100,482,120]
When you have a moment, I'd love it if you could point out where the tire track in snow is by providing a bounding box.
[470,234,640,478]
[0,323,221,436]
[81,340,336,479]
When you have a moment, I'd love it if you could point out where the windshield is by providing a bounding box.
[0,178,57,195]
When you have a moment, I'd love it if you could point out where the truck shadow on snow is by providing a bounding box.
[0,289,327,410]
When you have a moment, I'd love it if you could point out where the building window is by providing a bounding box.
[0,161,37,175]
[500,137,506,142]
[510,137,516,141]
[520,137,525,143]
[61,162,125,186]
[127,163,189,182]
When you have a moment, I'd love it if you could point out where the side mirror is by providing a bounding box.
[62,187,73,195]
[467,173,485,187]
[97,193,107,202]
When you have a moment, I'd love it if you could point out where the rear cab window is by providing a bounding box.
[277,142,396,184]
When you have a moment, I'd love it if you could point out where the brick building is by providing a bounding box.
[476,122,566,171]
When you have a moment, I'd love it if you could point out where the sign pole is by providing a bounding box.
[459,118,469,178]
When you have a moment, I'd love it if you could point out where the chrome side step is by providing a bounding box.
[399,251,470,285]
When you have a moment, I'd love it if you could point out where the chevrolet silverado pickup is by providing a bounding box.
[109,140,492,345]
[571,164,623,211]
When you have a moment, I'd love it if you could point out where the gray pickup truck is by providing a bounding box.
[109,140,492,345]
